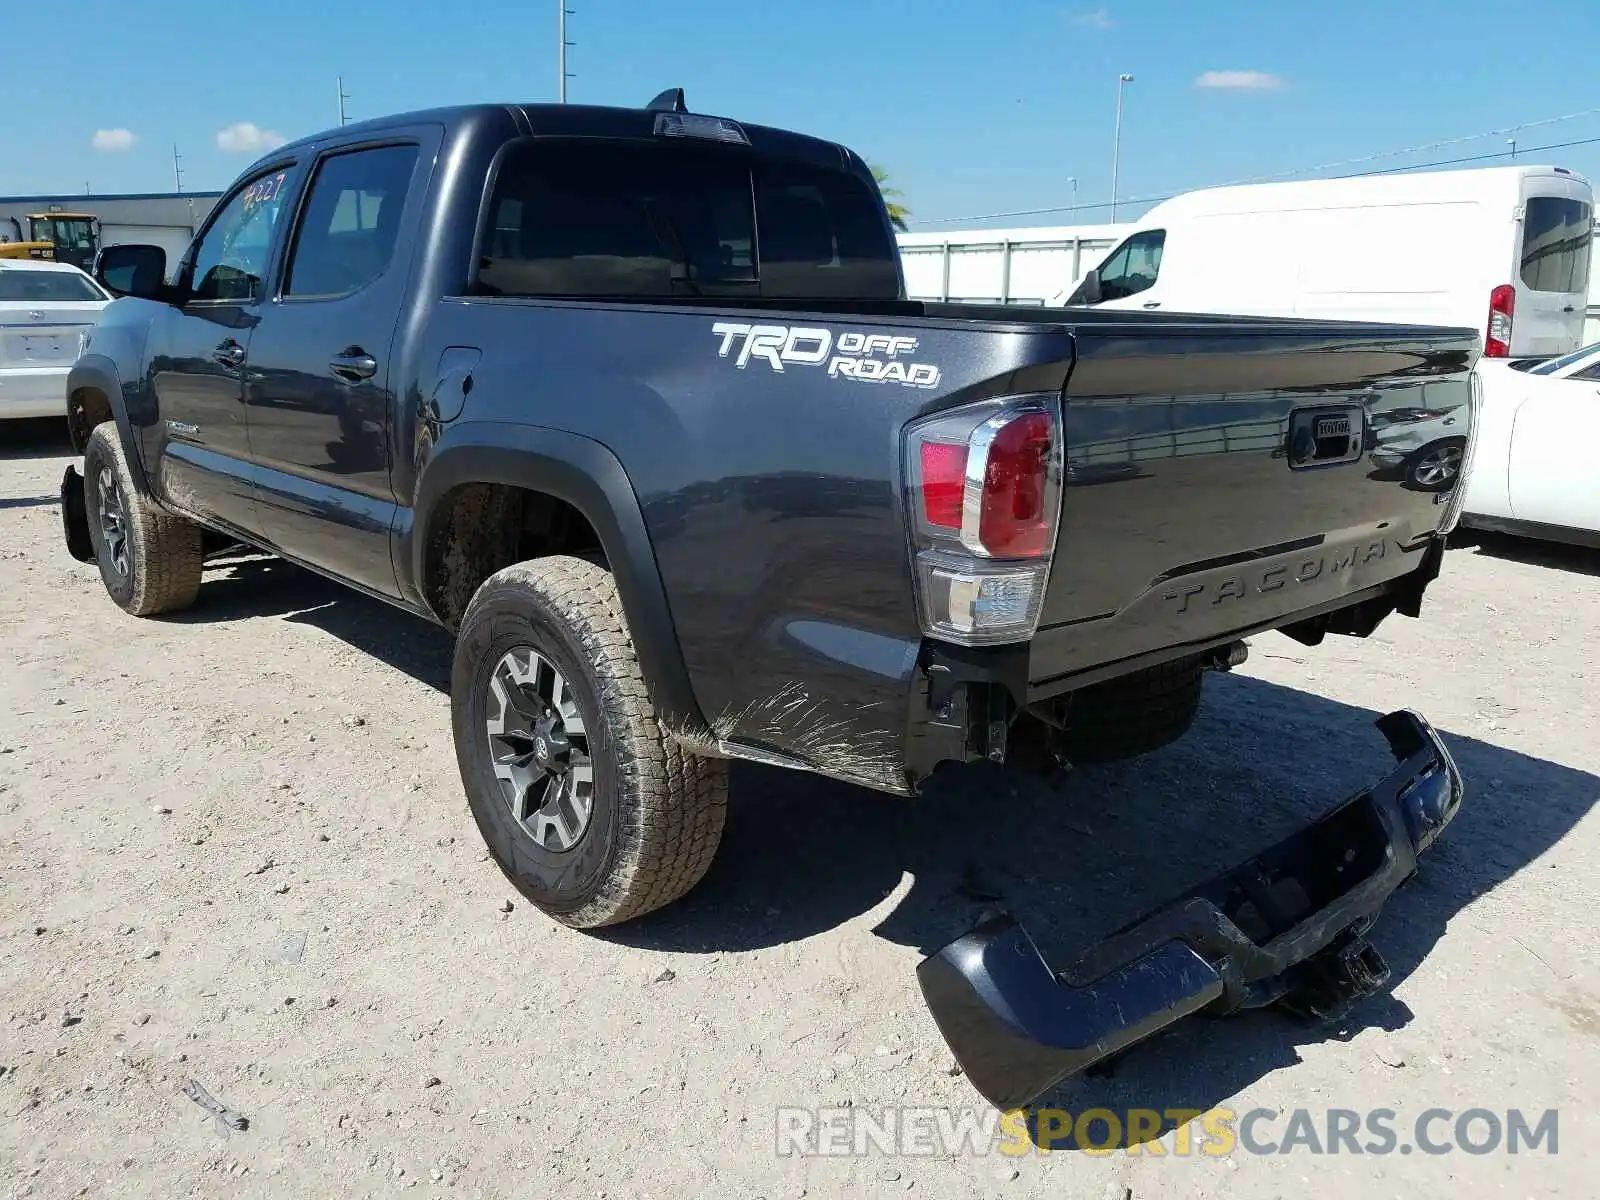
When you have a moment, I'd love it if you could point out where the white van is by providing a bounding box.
[1065,165,1594,358]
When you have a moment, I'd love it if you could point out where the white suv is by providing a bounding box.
[0,259,110,420]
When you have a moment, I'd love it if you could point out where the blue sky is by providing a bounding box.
[7,0,1600,228]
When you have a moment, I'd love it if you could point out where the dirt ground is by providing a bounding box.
[3,418,1598,1199]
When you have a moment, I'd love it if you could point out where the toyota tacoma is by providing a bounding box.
[60,91,1477,1108]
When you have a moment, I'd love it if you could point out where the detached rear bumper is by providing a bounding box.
[917,709,1462,1111]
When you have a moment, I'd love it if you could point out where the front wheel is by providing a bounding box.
[82,424,203,616]
[451,556,728,928]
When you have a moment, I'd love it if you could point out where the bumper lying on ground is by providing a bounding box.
[918,709,1463,1111]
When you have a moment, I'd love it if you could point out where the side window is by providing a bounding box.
[285,144,420,298]
[189,170,293,303]
[1570,360,1600,381]
[1097,229,1165,301]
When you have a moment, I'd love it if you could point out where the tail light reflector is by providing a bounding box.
[918,441,968,530]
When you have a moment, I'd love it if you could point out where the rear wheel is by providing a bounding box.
[82,425,203,616]
[451,556,728,928]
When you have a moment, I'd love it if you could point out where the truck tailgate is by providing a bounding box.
[1028,320,1478,693]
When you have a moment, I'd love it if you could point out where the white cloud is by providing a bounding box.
[216,121,287,154]
[91,128,136,152]
[1068,6,1115,30]
[1195,70,1285,91]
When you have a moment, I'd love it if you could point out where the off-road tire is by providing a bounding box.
[82,424,203,616]
[451,555,728,928]
[1058,656,1205,764]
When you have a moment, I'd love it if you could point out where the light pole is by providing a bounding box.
[1068,176,1078,218]
[1110,73,1134,222]
[559,2,575,102]
[1507,138,1517,160]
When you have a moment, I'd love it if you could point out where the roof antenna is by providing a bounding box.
[646,88,687,114]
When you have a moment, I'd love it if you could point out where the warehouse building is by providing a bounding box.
[0,190,223,268]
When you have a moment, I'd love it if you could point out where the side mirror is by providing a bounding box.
[1070,267,1103,306]
[95,244,168,300]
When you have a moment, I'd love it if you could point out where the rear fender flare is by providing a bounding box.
[65,355,153,498]
[410,422,709,740]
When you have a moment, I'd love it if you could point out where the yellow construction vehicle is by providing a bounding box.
[0,213,100,269]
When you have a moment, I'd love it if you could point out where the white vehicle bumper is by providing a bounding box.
[0,365,68,419]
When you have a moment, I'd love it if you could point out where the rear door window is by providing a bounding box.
[476,139,898,300]
[284,144,420,297]
[1520,197,1592,293]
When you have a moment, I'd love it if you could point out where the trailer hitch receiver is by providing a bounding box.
[917,709,1462,1111]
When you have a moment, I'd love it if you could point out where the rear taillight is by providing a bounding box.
[904,396,1062,646]
[1485,284,1515,357]
[977,411,1056,557]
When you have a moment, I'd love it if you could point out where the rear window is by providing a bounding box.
[1520,197,1592,293]
[1528,342,1600,375]
[476,139,900,300]
[0,269,105,302]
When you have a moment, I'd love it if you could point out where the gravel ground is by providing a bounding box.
[3,419,1598,1199]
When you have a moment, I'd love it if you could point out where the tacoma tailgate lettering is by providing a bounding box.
[1162,540,1393,614]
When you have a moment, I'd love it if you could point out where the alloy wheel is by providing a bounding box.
[95,469,130,578]
[1413,445,1463,488]
[484,647,595,852]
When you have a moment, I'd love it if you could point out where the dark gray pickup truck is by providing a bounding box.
[61,91,1476,1108]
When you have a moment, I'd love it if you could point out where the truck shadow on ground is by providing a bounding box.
[0,417,70,460]
[176,553,1597,1136]
[1447,528,1600,577]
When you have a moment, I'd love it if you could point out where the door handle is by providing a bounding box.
[329,349,378,382]
[1142,301,1161,308]
[213,339,245,369]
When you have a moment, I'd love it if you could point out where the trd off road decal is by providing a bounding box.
[711,322,942,389]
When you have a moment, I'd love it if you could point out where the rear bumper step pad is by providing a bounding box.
[917,709,1463,1110]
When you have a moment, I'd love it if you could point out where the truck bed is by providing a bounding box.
[418,297,1476,791]
[1029,315,1474,695]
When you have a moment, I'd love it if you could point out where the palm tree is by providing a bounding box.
[870,165,912,232]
